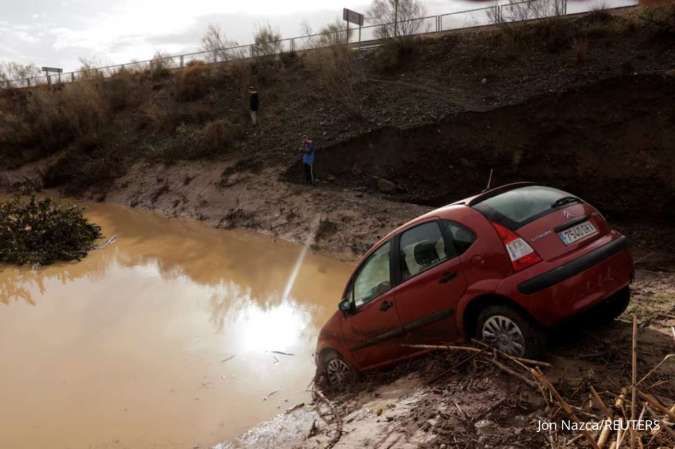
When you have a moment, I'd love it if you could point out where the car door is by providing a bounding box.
[340,241,404,369]
[392,219,475,344]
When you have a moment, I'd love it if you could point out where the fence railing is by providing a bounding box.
[1,0,612,89]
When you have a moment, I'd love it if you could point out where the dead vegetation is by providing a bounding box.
[312,312,674,449]
[0,195,101,265]
[0,4,672,199]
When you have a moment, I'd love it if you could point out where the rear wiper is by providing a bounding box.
[551,196,581,208]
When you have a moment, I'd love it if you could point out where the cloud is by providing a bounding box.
[0,0,633,71]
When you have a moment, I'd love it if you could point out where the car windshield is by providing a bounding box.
[473,185,573,229]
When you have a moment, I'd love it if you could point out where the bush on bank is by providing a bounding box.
[0,196,102,266]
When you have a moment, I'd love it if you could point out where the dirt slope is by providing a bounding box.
[304,74,675,223]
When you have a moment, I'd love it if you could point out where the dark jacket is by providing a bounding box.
[303,142,316,165]
[249,92,259,112]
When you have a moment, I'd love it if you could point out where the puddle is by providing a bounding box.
[0,201,354,449]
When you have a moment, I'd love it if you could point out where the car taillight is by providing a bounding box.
[491,222,542,272]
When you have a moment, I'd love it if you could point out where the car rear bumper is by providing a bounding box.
[499,232,634,327]
[518,236,629,294]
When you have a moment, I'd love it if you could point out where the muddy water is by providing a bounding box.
[0,202,354,449]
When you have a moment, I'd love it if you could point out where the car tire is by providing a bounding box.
[476,305,545,358]
[321,351,356,387]
[592,287,631,323]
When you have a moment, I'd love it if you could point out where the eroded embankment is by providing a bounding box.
[301,73,675,224]
[2,74,674,261]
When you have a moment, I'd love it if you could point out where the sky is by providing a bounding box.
[0,0,635,73]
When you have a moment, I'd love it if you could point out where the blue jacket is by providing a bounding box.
[303,143,315,165]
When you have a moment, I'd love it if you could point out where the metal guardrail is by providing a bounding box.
[1,0,588,89]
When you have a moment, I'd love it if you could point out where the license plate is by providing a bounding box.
[559,221,597,245]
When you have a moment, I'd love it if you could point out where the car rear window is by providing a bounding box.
[473,185,572,229]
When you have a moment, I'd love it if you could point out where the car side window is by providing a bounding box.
[353,242,392,307]
[440,220,476,255]
[399,222,452,281]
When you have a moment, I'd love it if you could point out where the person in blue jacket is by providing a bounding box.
[301,136,316,185]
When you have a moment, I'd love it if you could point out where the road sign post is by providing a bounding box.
[343,8,365,46]
[41,67,63,87]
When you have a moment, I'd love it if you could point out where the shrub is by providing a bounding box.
[640,4,675,35]
[252,25,282,59]
[373,36,419,72]
[201,24,240,62]
[148,52,175,80]
[15,80,108,151]
[0,62,41,86]
[60,81,108,136]
[176,61,211,101]
[202,119,242,152]
[105,69,136,111]
[43,141,123,194]
[0,195,102,265]
[367,0,426,38]
[317,20,350,46]
[586,7,612,23]
[156,119,242,162]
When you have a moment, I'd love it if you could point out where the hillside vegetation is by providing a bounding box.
[0,5,673,219]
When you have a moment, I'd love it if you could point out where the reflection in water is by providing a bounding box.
[0,202,353,449]
[209,282,312,354]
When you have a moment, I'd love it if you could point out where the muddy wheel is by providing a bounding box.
[476,305,545,358]
[592,287,631,323]
[322,351,355,387]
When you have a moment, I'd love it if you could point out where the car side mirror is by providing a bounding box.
[339,298,355,315]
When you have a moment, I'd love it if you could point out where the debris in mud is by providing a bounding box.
[270,351,295,357]
[305,315,674,449]
[0,195,102,265]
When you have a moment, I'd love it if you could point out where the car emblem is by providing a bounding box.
[562,210,573,220]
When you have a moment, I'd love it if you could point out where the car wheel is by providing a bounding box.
[593,287,631,323]
[476,305,545,358]
[322,351,355,387]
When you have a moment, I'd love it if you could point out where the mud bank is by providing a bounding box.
[219,269,675,449]
[303,74,675,223]
[0,159,430,259]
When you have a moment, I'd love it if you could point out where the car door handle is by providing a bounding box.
[439,271,457,284]
[380,300,394,312]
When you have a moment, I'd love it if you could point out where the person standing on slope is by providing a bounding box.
[249,86,259,126]
[301,136,316,185]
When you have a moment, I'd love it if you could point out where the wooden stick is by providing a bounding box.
[638,391,675,421]
[531,368,601,449]
[597,419,612,449]
[630,315,638,449]
[615,388,627,409]
[644,403,675,440]
[403,342,551,367]
[472,338,552,367]
[490,357,537,388]
[636,354,674,386]
[590,385,613,417]
[402,343,482,353]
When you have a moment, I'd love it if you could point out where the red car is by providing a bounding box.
[316,183,634,385]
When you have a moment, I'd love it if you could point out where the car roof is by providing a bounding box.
[361,182,534,259]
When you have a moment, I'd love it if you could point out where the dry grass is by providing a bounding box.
[304,42,365,117]
[18,80,108,150]
[151,118,243,162]
[176,61,212,101]
[373,36,421,72]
